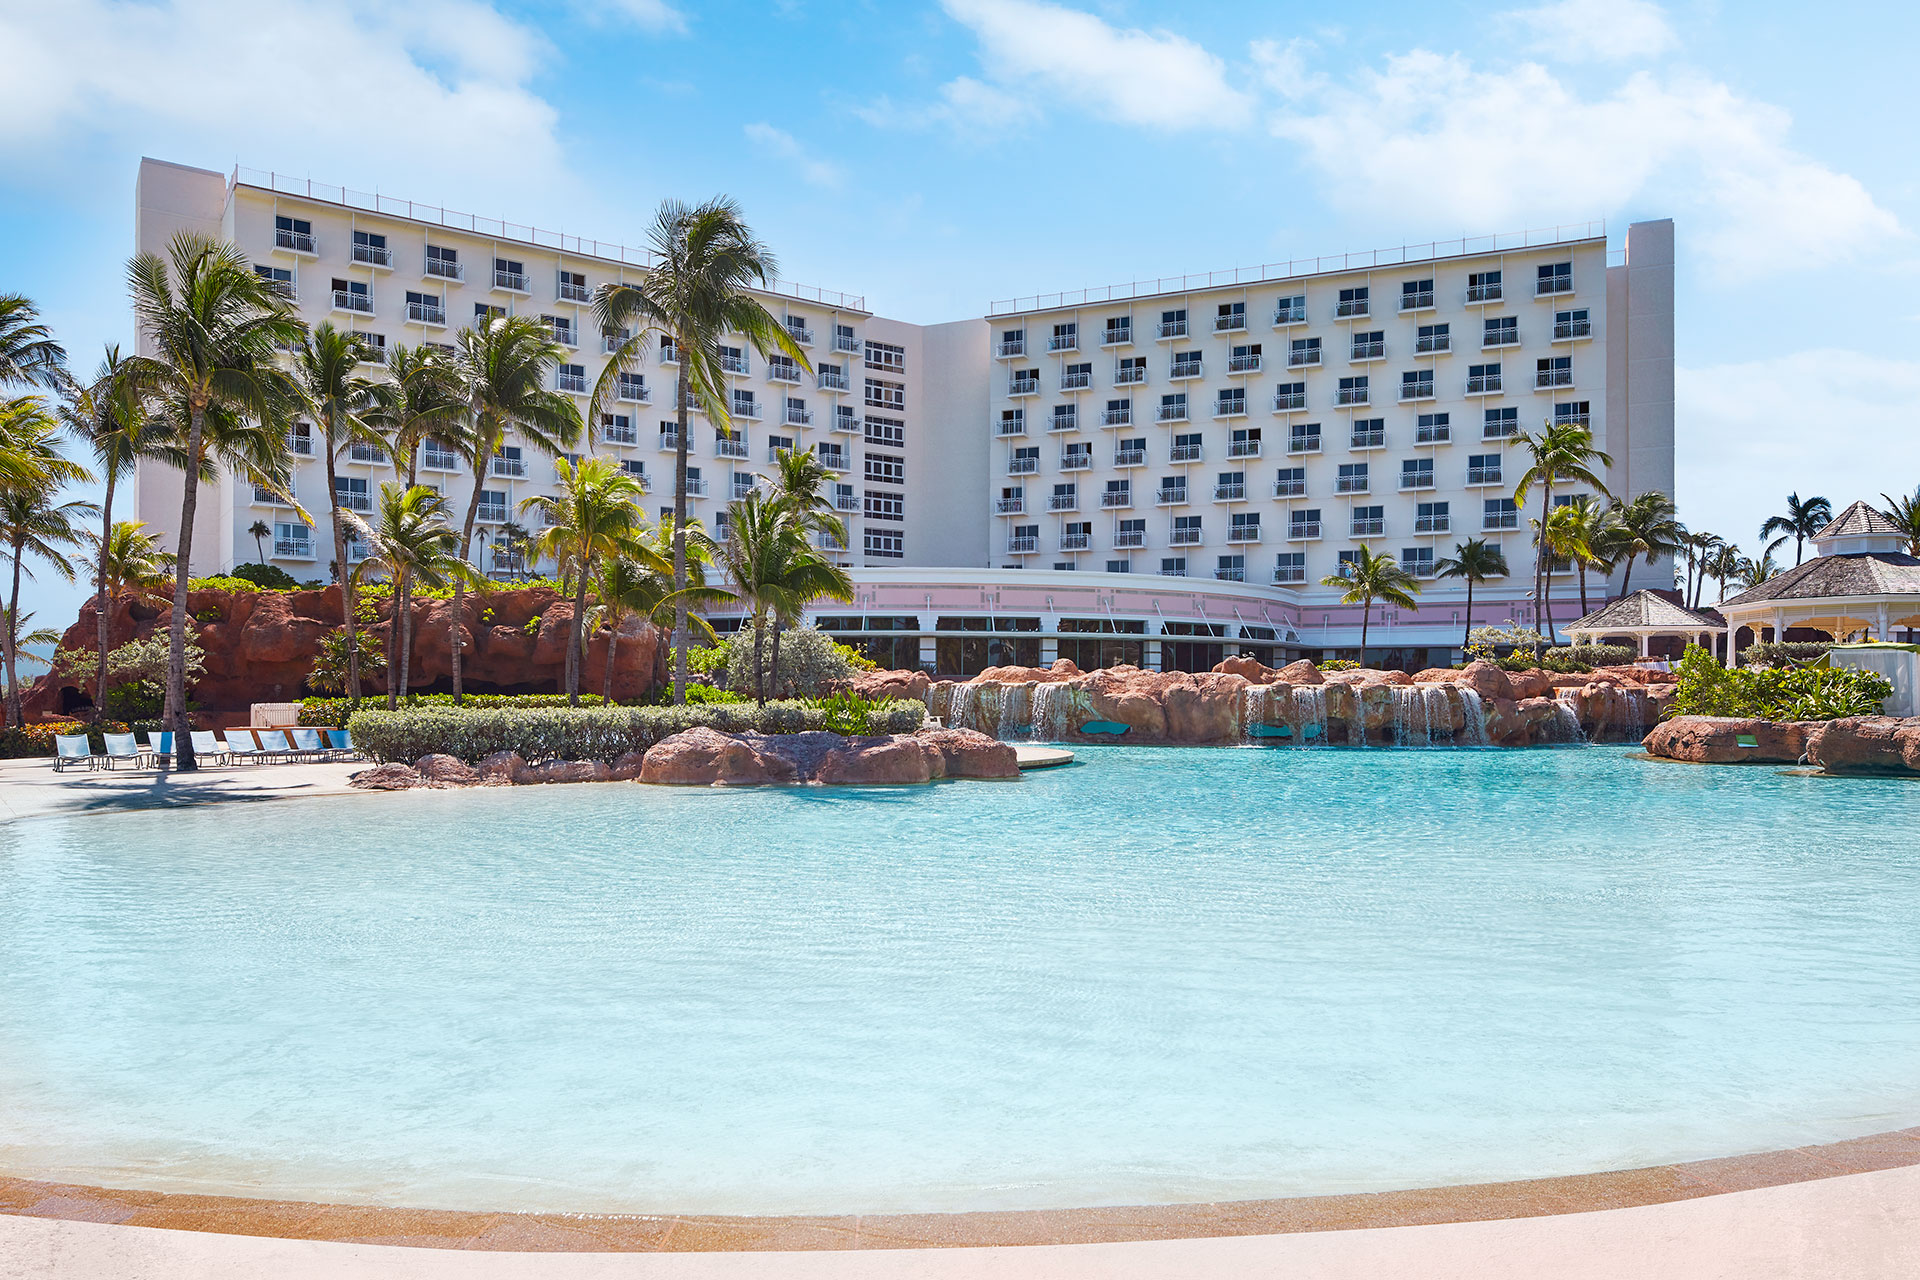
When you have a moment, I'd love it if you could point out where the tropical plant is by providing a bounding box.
[1738,641,1835,669]
[1734,551,1781,591]
[121,232,305,768]
[815,689,878,736]
[0,398,96,726]
[1703,541,1745,604]
[446,315,581,701]
[706,491,853,703]
[1510,421,1612,643]
[342,483,470,709]
[1665,645,1891,721]
[1434,537,1510,651]
[0,294,66,394]
[1605,490,1684,597]
[587,534,705,703]
[1758,492,1833,567]
[1682,530,1726,610]
[246,519,269,563]
[369,343,465,486]
[1879,487,1920,557]
[1540,495,1613,618]
[519,456,646,705]
[761,445,849,688]
[594,196,810,704]
[720,623,866,702]
[1319,544,1421,657]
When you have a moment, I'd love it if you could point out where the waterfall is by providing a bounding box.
[997,683,1032,740]
[1391,685,1454,746]
[1241,683,1273,743]
[1291,686,1328,746]
[1392,687,1420,746]
[1619,687,1649,740]
[1455,687,1489,746]
[1546,690,1587,744]
[947,683,982,734]
[1030,682,1075,742]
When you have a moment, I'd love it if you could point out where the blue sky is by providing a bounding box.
[3,0,1917,626]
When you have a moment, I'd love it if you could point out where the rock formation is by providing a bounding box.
[1641,717,1818,764]
[1805,716,1920,775]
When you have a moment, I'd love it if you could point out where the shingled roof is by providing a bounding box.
[1813,501,1904,541]
[1719,552,1920,607]
[1569,589,1722,632]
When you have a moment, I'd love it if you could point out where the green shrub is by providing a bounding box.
[229,562,300,590]
[816,690,876,736]
[1467,623,1545,665]
[1665,645,1891,721]
[186,575,261,593]
[723,625,860,698]
[1315,659,1359,672]
[1738,641,1835,669]
[299,692,613,728]
[0,720,132,758]
[346,699,928,764]
[1537,643,1637,674]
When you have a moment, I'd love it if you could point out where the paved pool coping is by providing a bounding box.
[4,1126,1917,1252]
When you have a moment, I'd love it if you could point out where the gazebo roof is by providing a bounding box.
[1813,501,1904,541]
[1719,552,1920,608]
[1568,589,1721,633]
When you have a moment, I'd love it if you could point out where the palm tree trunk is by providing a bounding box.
[568,561,589,706]
[603,621,619,703]
[1462,577,1475,651]
[1795,534,1804,566]
[1359,599,1370,662]
[327,450,362,705]
[167,405,204,771]
[452,454,488,705]
[1536,481,1554,647]
[1577,562,1589,618]
[400,576,417,706]
[671,365,691,705]
[384,584,399,710]
[95,467,117,721]
[753,611,767,705]
[769,613,784,701]
[4,538,24,729]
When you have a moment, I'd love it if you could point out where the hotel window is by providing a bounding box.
[555,363,586,393]
[1288,421,1322,452]
[1217,554,1246,580]
[767,354,801,382]
[1274,467,1306,497]
[601,413,636,445]
[1116,517,1146,545]
[253,264,293,297]
[1172,514,1203,542]
[1158,392,1189,421]
[1171,350,1203,378]
[1171,432,1203,461]
[1274,552,1306,583]
[1216,388,1246,416]
[1229,512,1261,537]
[1350,418,1385,449]
[1467,362,1502,393]
[1537,356,1574,387]
[1050,403,1078,432]
[286,420,313,456]
[1159,308,1188,338]
[1335,462,1369,494]
[999,328,1026,356]
[1049,322,1078,352]
[1161,557,1188,576]
[1350,330,1384,361]
[353,331,387,362]
[865,452,905,485]
[865,491,904,522]
[1553,401,1591,428]
[865,340,906,371]
[1335,375,1368,405]
[1289,509,1322,538]
[1536,261,1573,295]
[333,475,371,512]
[273,215,313,251]
[1273,380,1306,411]
[1104,315,1132,344]
[350,230,389,266]
[620,459,646,480]
[1401,458,1435,489]
[1401,547,1435,577]
[558,269,588,301]
[1158,476,1187,503]
[1216,301,1246,330]
[1416,322,1450,354]
[999,409,1025,436]
[493,257,528,289]
[1483,407,1519,439]
[1400,278,1435,310]
[1104,478,1131,502]
[1052,482,1079,510]
[1063,441,1092,468]
[1416,501,1450,533]
[1336,286,1369,317]
[425,244,460,278]
[542,314,577,346]
[1484,497,1520,529]
[731,389,758,418]
[865,529,905,559]
[329,277,370,311]
[1467,453,1503,484]
[1061,361,1093,389]
[834,323,858,352]
[273,520,312,557]
[1555,308,1592,340]
[1274,293,1307,324]
[1351,505,1385,536]
[1401,369,1434,400]
[1467,269,1502,303]
[252,473,293,504]
[1106,559,1132,574]
[1483,316,1518,347]
[865,377,905,410]
[767,433,794,456]
[864,415,905,448]
[1116,355,1148,384]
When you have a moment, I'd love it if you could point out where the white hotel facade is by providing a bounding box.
[134,158,1675,675]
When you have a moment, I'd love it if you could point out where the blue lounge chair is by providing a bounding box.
[290,728,332,761]
[188,730,229,766]
[53,734,96,772]
[145,731,176,767]
[101,732,145,770]
[326,729,361,761]
[223,729,264,764]
[254,729,303,762]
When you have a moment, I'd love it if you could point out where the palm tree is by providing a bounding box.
[1435,538,1510,650]
[1704,542,1744,605]
[704,491,852,703]
[1542,495,1613,618]
[1320,545,1421,660]
[446,315,581,702]
[1510,421,1612,644]
[77,520,176,704]
[519,457,645,704]
[1682,530,1725,610]
[0,294,67,391]
[0,400,96,726]
[370,343,465,487]
[588,537,696,703]
[246,519,270,564]
[122,232,304,769]
[1735,551,1781,591]
[1759,492,1832,567]
[60,344,200,720]
[342,483,468,709]
[594,197,810,705]
[1879,487,1920,557]
[1608,490,1684,596]
[762,446,846,692]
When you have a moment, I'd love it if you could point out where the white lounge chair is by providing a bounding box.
[101,732,146,769]
[144,731,176,768]
[188,730,229,766]
[53,734,96,772]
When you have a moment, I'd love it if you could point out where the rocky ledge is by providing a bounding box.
[348,726,1019,791]
[1644,714,1920,775]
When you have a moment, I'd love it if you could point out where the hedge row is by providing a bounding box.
[345,700,930,765]
[300,693,612,728]
[1737,641,1835,669]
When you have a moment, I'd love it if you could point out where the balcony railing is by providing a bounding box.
[1214,312,1247,332]
[1273,304,1306,325]
[1536,275,1573,297]
[716,439,749,459]
[1350,429,1385,449]
[1156,403,1189,422]
[424,258,462,281]
[1103,326,1131,346]
[1350,340,1384,361]
[1060,452,1092,471]
[1049,332,1079,352]
[1170,361,1204,381]
[1158,566,1187,577]
[627,472,652,492]
[407,301,445,326]
[493,270,530,292]
[1114,364,1147,385]
[422,448,460,471]
[1351,518,1385,536]
[1466,374,1502,395]
[1114,529,1145,548]
[1060,532,1090,550]
[1227,440,1261,458]
[785,323,813,345]
[835,492,859,511]
[1213,482,1246,501]
[1272,389,1306,412]
[1170,443,1202,462]
[557,371,588,393]
[1009,376,1040,396]
[1048,493,1079,511]
[833,331,861,354]
[1400,290,1435,311]
[1334,299,1369,318]
[274,228,316,254]
[616,381,650,404]
[1287,349,1323,368]
[1157,319,1188,339]
[1414,515,1451,533]
[335,492,373,514]
[1227,525,1262,543]
[1101,489,1132,508]
[658,432,682,451]
[287,435,314,457]
[1101,407,1132,427]
[767,363,802,384]
[817,367,849,391]
[1227,353,1262,374]
[831,411,860,433]
[996,417,1027,438]
[784,405,812,426]
[1272,478,1306,498]
[1466,283,1502,303]
[995,496,1026,514]
[731,399,762,420]
[1400,472,1436,490]
[347,443,389,464]
[351,242,392,267]
[1114,447,1146,467]
[1155,488,1188,506]
[1400,381,1435,403]
[601,424,638,446]
[996,338,1026,358]
[1334,477,1369,494]
[1008,456,1038,475]
[1484,511,1519,530]
[1535,368,1574,389]
[1416,424,1451,444]
[1048,414,1078,433]
[1287,521,1322,540]
[1215,399,1248,419]
[559,281,591,302]
[1215,566,1246,581]
[681,478,707,496]
[1273,565,1306,584]
[1554,318,1593,341]
[1286,434,1322,454]
[490,456,528,478]
[1466,466,1503,485]
[818,451,850,472]
[1334,387,1369,406]
[1008,535,1039,553]
[1415,334,1451,354]
[273,539,313,559]
[1060,369,1091,390]
[1169,528,1202,546]
[332,290,372,313]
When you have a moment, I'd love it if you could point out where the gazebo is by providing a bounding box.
[1718,501,1920,649]
[1567,589,1724,659]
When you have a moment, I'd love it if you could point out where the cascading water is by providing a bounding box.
[996,683,1032,740]
[1389,685,1458,746]
[1455,687,1489,746]
[1030,682,1076,742]
[947,683,983,735]
[1240,684,1274,744]
[1546,690,1587,744]
[1292,686,1328,746]
[1618,687,1650,741]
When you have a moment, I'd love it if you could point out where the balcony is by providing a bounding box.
[617,380,650,404]
[1008,456,1038,475]
[835,492,859,511]
[1484,511,1519,531]
[1415,515,1451,533]
[492,269,530,293]
[332,290,372,314]
[1008,375,1040,397]
[1155,488,1188,507]
[817,367,849,391]
[1350,426,1385,450]
[684,477,708,496]
[1114,364,1147,386]
[1416,424,1452,445]
[1286,434,1322,455]
[996,417,1027,438]
[1272,389,1306,412]
[1169,361,1204,382]
[1227,439,1262,459]
[1159,566,1188,577]
[1273,303,1307,326]
[274,227,316,255]
[1226,353,1262,375]
[1399,381,1435,403]
[421,257,462,283]
[720,353,750,375]
[658,431,683,451]
[715,438,749,460]
[1049,332,1079,352]
[1060,452,1092,471]
[1060,531,1090,551]
[785,322,813,346]
[1482,422,1518,441]
[347,442,389,465]
[1351,517,1385,537]
[1273,564,1306,584]
[422,447,460,471]
[1157,318,1188,339]
[351,242,393,268]
[730,399,762,420]
[1554,317,1593,341]
[996,338,1026,358]
[1101,489,1132,508]
[627,472,653,493]
[1465,374,1503,395]
[1399,472,1436,491]
[730,481,757,501]
[559,280,591,303]
[1272,478,1306,498]
[1156,402,1189,423]
[475,503,508,525]
[1334,298,1369,319]
[1227,524,1262,544]
[1214,399,1248,419]
[1483,332,1520,352]
[1170,443,1203,462]
[557,371,588,394]
[1466,466,1503,485]
[1214,312,1248,333]
[1169,527,1201,546]
[1215,565,1246,581]
[1114,446,1146,467]
[602,423,638,447]
[1466,283,1503,304]
[1212,482,1246,501]
[1008,535,1039,553]
[995,496,1026,514]
[1060,368,1092,391]
[1334,476,1369,495]
[1100,407,1132,427]
[1048,413,1079,433]
[1350,340,1384,362]
[406,301,445,326]
[1048,493,1079,512]
[833,330,861,354]
[831,411,861,433]
[1287,348,1323,368]
[818,451,850,472]
[1535,274,1574,298]
[784,404,812,426]
[1415,333,1452,355]
[491,456,528,478]
[1400,289,1435,312]
[1102,326,1132,346]
[273,539,314,560]
[1114,528,1146,548]
[1287,521,1322,541]
[287,434,314,457]
[767,363,802,385]
[1535,368,1574,390]
[1334,386,1369,407]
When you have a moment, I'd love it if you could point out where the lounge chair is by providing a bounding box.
[325,728,361,761]
[188,730,229,766]
[254,729,304,762]
[145,731,176,767]
[101,732,146,770]
[52,734,96,772]
[223,729,264,764]
[290,728,332,761]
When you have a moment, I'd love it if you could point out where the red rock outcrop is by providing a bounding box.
[1806,716,1920,775]
[918,728,1020,779]
[833,668,933,702]
[1642,717,1817,764]
[1213,655,1279,683]
[639,727,801,786]
[1275,659,1324,685]
[814,735,941,785]
[349,763,430,790]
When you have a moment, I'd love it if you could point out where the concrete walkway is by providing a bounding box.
[4,1161,1918,1279]
[0,756,366,823]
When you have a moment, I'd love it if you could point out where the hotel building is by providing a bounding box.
[133,158,1675,674]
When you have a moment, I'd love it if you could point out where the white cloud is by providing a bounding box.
[1249,37,1325,101]
[0,0,575,217]
[1675,350,1920,548]
[854,76,1037,137]
[578,0,687,34]
[938,0,1252,130]
[743,123,844,189]
[1269,53,1902,276]
[1501,0,1677,62]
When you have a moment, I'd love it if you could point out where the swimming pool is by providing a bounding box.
[3,746,1919,1216]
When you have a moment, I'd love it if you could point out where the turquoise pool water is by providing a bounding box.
[3,746,1920,1215]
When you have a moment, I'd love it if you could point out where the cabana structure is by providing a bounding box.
[1567,589,1724,659]
[1718,502,1920,651]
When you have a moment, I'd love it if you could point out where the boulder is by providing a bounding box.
[1506,669,1555,700]
[1807,716,1920,776]
[1457,661,1515,702]
[605,750,650,781]
[1276,659,1325,686]
[918,727,1020,779]
[975,661,1077,684]
[349,763,428,790]
[476,751,525,785]
[814,735,940,785]
[1642,716,1816,764]
[1163,673,1249,743]
[840,668,932,702]
[414,753,479,785]
[1213,655,1277,683]
[509,758,604,785]
[1411,667,1459,684]
[1083,667,1170,738]
[639,727,799,786]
